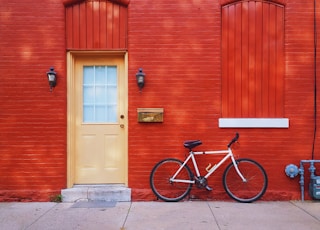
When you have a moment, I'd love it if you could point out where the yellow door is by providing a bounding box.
[68,52,127,185]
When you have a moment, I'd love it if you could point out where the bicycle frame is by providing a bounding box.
[170,148,247,184]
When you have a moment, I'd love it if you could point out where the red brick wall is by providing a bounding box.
[0,0,320,202]
[0,0,66,201]
[128,0,320,201]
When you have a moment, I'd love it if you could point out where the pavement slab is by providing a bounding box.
[26,202,130,230]
[207,201,320,230]
[0,202,56,230]
[123,201,218,230]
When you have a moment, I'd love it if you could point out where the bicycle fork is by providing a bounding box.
[230,155,248,183]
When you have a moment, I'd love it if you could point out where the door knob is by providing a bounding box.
[120,124,125,128]
[120,115,125,119]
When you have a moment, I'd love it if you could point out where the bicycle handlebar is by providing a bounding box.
[227,132,239,148]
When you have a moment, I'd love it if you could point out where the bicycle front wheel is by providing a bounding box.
[223,158,268,203]
[150,158,193,202]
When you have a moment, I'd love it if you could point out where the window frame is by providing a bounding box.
[220,0,289,128]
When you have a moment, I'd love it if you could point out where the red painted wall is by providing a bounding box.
[0,0,320,201]
[0,0,67,201]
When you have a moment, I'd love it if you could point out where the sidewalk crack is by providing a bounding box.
[120,201,132,230]
[24,203,59,230]
[290,201,320,222]
[206,202,222,230]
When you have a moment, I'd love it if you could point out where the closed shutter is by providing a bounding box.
[221,0,284,118]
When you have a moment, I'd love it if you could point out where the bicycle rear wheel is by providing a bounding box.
[150,158,193,202]
[223,158,268,203]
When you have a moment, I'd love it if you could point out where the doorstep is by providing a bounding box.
[61,184,131,202]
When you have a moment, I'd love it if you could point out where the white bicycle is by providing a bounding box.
[150,133,268,203]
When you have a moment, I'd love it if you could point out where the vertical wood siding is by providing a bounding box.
[66,0,127,49]
[222,1,284,118]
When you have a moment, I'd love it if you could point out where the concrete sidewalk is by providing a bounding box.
[0,201,319,230]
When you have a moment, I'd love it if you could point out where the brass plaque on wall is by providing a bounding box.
[137,108,164,122]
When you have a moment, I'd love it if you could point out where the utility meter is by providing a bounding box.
[309,176,320,200]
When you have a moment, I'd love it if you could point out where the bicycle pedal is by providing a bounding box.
[205,185,213,191]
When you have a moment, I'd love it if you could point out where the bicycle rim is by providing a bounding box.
[223,158,268,203]
[150,158,193,202]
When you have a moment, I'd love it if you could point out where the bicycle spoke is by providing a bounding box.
[150,158,193,202]
[223,158,268,202]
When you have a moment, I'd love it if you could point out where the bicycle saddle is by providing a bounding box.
[183,140,202,149]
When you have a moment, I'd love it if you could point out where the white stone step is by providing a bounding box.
[61,184,131,203]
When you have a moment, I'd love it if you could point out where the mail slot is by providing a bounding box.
[137,108,164,123]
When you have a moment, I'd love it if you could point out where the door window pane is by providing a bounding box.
[95,66,106,84]
[83,67,94,84]
[83,66,118,123]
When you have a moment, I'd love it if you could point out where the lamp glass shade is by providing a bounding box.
[48,73,56,82]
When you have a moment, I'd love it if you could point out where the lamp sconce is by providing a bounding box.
[135,68,145,92]
[46,67,57,92]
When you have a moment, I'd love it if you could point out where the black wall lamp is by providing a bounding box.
[135,68,145,92]
[46,67,57,92]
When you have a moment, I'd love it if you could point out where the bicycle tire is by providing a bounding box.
[223,158,268,203]
[150,158,193,202]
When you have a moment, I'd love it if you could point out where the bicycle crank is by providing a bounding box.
[195,176,213,191]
